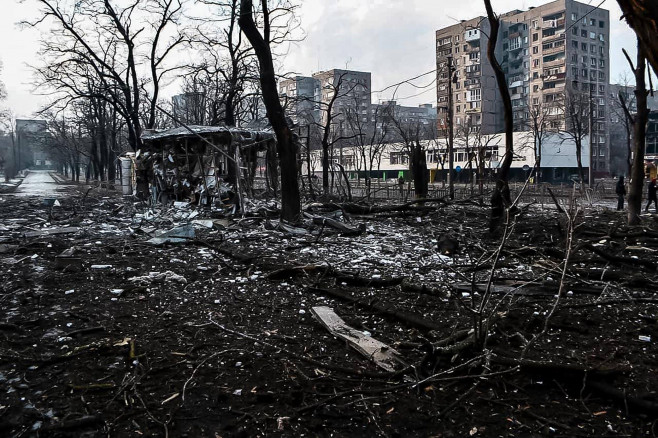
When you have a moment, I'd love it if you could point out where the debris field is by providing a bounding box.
[1,186,658,437]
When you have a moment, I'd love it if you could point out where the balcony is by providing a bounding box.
[464,29,480,42]
[543,71,566,80]
[542,18,565,29]
[542,30,565,41]
[543,58,565,68]
[508,43,523,52]
[543,46,565,56]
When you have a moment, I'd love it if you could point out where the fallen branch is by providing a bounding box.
[578,243,656,270]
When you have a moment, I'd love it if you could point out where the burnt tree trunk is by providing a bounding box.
[628,39,649,225]
[411,141,428,199]
[484,0,514,231]
[239,0,300,222]
[617,0,658,77]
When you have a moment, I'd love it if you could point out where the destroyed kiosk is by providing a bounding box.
[140,126,276,208]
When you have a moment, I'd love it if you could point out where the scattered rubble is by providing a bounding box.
[1,186,657,436]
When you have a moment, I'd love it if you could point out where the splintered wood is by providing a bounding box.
[311,306,403,372]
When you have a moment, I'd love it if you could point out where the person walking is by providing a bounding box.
[616,176,626,211]
[646,178,658,213]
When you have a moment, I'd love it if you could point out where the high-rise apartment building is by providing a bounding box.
[373,101,438,140]
[278,76,318,125]
[279,69,372,135]
[172,92,207,126]
[436,0,611,174]
[312,69,372,130]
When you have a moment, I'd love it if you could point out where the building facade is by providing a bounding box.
[608,84,658,176]
[16,119,49,170]
[436,0,611,175]
[278,76,318,125]
[373,100,438,140]
[172,92,207,126]
[311,69,372,131]
[305,131,589,184]
[279,69,372,139]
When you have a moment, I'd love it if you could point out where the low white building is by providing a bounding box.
[305,131,590,183]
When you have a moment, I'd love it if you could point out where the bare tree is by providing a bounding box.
[28,0,187,151]
[238,0,301,222]
[41,110,87,181]
[625,41,650,225]
[344,100,390,200]
[525,98,553,183]
[313,73,362,197]
[616,0,658,77]
[386,106,430,199]
[145,0,187,129]
[458,119,499,196]
[0,62,13,179]
[484,0,514,231]
[456,116,480,191]
[610,78,637,177]
[562,86,589,185]
[185,0,260,127]
[473,130,501,196]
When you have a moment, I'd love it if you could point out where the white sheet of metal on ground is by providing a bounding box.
[23,227,79,238]
[147,225,196,245]
[311,306,403,372]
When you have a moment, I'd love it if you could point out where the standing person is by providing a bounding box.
[616,176,626,211]
[646,178,658,213]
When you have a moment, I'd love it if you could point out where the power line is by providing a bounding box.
[371,2,608,105]
[373,69,437,94]
[564,0,606,34]
[393,79,438,101]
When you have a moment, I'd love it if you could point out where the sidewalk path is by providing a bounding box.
[13,170,67,197]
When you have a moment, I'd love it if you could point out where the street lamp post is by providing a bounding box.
[447,55,455,200]
[589,83,594,187]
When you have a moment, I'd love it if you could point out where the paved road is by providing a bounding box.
[14,170,62,197]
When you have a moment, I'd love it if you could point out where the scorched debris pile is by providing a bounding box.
[138,126,276,206]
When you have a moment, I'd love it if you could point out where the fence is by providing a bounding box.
[325,178,617,207]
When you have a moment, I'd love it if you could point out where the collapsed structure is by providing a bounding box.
[124,126,276,207]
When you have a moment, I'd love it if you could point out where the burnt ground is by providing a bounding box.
[1,182,658,438]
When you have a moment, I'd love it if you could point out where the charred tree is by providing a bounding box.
[626,41,649,225]
[238,0,300,222]
[617,0,658,77]
[484,0,514,231]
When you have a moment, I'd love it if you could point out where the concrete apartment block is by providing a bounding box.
[436,0,611,174]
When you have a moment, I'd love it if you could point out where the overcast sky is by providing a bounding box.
[0,0,637,120]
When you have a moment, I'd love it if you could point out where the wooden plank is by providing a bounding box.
[311,306,403,372]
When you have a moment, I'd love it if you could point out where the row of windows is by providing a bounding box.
[571,27,606,42]
[570,13,605,29]
[437,31,476,47]
[570,54,605,67]
[571,67,606,81]
[571,39,605,55]
[440,38,605,62]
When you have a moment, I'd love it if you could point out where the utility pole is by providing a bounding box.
[588,84,594,188]
[447,56,455,200]
[16,128,21,176]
